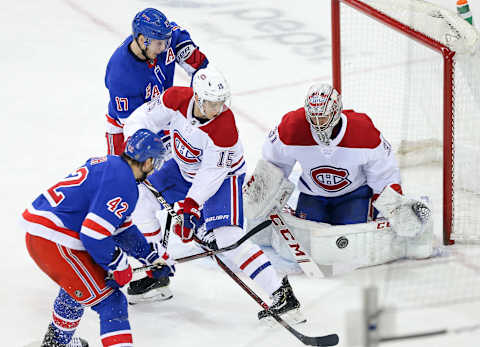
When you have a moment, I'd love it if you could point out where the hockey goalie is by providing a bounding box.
[244,83,434,271]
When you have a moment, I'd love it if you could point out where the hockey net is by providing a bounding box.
[331,0,480,244]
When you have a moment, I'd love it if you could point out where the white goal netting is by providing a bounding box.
[336,0,480,243]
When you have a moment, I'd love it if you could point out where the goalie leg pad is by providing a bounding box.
[243,159,294,220]
[271,214,410,268]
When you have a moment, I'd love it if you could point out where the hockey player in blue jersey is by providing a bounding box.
[21,129,175,347]
[104,7,208,303]
[105,8,209,155]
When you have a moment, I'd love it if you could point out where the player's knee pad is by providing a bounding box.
[91,290,129,323]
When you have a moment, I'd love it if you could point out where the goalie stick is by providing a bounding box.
[131,220,272,274]
[269,210,325,278]
[213,255,339,346]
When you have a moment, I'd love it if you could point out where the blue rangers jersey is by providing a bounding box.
[21,155,150,270]
[105,22,208,127]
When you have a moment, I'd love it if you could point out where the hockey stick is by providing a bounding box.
[143,179,181,248]
[131,219,272,274]
[269,210,325,278]
[213,255,339,346]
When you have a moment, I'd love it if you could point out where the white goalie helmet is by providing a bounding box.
[192,66,231,116]
[304,83,343,141]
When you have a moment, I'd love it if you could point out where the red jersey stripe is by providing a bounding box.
[82,219,111,236]
[22,209,80,239]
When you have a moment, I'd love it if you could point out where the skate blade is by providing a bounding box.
[128,287,173,305]
[261,308,307,327]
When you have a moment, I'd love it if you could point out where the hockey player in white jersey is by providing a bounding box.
[245,83,433,270]
[124,66,303,321]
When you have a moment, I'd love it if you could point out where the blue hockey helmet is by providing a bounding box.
[132,8,172,42]
[124,129,166,170]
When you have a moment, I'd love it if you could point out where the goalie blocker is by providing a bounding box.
[244,160,434,269]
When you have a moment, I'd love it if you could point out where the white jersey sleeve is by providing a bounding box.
[261,126,297,178]
[187,140,244,206]
[123,95,173,139]
[364,134,401,194]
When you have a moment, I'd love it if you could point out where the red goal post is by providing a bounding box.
[331,0,480,245]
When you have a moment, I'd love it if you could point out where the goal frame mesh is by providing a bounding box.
[331,0,456,245]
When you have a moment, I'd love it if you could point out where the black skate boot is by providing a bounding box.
[40,325,89,347]
[127,275,173,304]
[258,276,305,324]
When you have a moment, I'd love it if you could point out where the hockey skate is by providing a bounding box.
[34,325,89,347]
[258,276,306,325]
[127,275,173,304]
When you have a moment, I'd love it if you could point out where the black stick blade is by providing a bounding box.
[306,333,339,346]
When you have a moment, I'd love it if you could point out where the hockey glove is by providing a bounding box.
[105,248,132,289]
[138,242,176,279]
[174,198,201,243]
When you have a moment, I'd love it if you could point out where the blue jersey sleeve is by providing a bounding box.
[79,158,144,269]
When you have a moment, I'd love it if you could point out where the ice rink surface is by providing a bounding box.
[2,1,480,346]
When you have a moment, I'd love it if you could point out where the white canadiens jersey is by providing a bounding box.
[263,108,401,197]
[124,86,245,205]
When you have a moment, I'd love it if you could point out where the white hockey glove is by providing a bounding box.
[373,185,432,237]
[243,159,295,220]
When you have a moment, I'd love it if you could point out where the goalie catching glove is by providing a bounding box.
[138,242,176,278]
[173,198,201,243]
[373,185,432,237]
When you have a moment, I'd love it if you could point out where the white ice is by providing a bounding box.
[3,1,480,346]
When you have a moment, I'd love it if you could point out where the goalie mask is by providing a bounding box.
[304,84,342,144]
[192,67,231,117]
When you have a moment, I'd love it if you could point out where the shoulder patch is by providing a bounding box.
[199,110,239,147]
[338,110,381,149]
[278,108,317,146]
[162,87,193,118]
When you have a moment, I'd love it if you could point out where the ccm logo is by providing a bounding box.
[270,214,306,257]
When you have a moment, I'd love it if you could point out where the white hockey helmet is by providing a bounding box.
[192,66,231,116]
[304,83,342,136]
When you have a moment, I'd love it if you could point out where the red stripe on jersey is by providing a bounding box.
[240,250,264,270]
[142,228,161,237]
[105,114,123,128]
[120,220,132,228]
[101,333,133,346]
[232,177,238,225]
[231,156,244,168]
[184,49,207,69]
[82,219,111,236]
[22,209,80,239]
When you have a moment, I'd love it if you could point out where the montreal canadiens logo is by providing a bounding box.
[310,166,351,192]
[173,131,202,164]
